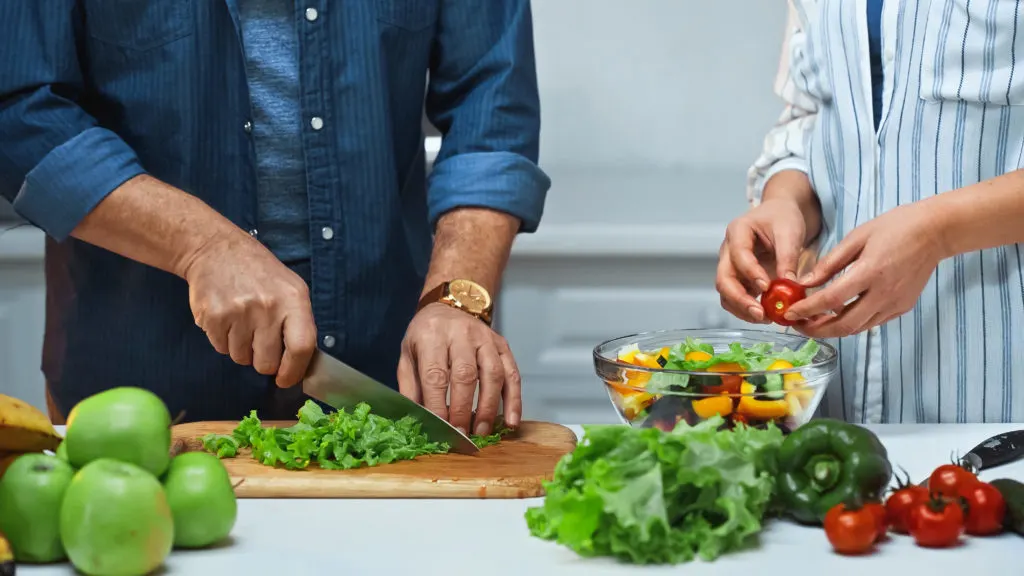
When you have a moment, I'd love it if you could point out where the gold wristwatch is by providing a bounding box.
[417,279,493,326]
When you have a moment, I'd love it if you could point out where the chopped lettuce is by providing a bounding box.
[525,417,783,564]
[200,434,240,458]
[201,400,511,469]
[663,338,819,373]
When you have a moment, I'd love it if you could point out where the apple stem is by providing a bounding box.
[170,410,187,427]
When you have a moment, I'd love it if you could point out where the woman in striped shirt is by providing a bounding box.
[717,0,1024,423]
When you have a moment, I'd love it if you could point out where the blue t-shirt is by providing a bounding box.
[237,0,310,263]
[867,0,884,129]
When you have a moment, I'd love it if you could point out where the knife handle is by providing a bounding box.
[962,430,1024,473]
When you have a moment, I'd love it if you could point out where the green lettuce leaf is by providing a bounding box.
[525,417,783,564]
[200,434,240,458]
[664,338,820,373]
[202,400,514,469]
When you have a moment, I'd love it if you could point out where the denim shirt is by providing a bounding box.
[236,0,311,264]
[0,0,550,420]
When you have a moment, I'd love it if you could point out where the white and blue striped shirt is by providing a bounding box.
[748,0,1024,424]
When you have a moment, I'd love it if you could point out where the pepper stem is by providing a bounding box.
[805,454,841,492]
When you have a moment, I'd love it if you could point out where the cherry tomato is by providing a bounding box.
[885,484,929,534]
[862,501,888,541]
[823,503,878,555]
[909,497,964,548]
[760,279,807,326]
[705,362,744,394]
[959,481,1006,536]
[928,464,977,498]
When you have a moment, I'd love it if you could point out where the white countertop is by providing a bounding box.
[20,423,1024,576]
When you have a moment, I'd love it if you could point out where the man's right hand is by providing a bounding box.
[716,170,821,324]
[182,230,317,387]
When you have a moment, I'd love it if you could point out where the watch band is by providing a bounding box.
[416,280,493,326]
[416,282,449,315]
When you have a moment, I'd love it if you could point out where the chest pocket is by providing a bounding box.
[920,0,1024,105]
[375,0,439,32]
[83,0,194,51]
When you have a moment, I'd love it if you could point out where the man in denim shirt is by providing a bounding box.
[0,1,550,436]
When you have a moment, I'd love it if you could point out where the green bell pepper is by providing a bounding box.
[775,418,892,525]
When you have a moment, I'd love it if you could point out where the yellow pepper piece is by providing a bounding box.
[708,362,744,373]
[691,395,733,419]
[737,382,789,420]
[617,349,638,363]
[684,350,713,362]
[786,392,803,417]
[768,359,813,409]
[631,352,663,369]
[619,391,656,420]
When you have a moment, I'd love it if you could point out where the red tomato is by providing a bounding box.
[885,485,929,534]
[909,497,964,548]
[928,464,977,498]
[760,279,807,326]
[959,482,1006,536]
[705,363,744,394]
[858,501,889,541]
[823,503,878,555]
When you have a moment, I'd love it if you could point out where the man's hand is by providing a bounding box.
[785,202,945,338]
[182,230,318,387]
[397,303,521,437]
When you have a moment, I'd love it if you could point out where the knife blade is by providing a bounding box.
[302,349,479,455]
[919,429,1024,485]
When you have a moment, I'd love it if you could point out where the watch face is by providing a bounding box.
[449,279,491,314]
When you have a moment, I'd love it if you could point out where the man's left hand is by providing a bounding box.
[783,201,947,338]
[397,303,522,436]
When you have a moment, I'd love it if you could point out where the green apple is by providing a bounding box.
[60,458,174,576]
[163,451,237,548]
[55,441,68,463]
[64,387,172,477]
[0,453,74,562]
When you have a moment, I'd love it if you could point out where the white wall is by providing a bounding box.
[533,0,786,169]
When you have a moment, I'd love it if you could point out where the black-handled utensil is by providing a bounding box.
[959,429,1024,474]
[919,429,1024,486]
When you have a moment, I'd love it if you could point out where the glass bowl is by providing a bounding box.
[593,328,838,433]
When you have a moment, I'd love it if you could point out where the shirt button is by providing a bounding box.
[248,228,258,237]
[310,116,324,131]
[885,48,895,62]
[243,120,253,133]
[305,7,319,22]
[321,226,334,240]
[322,335,336,348]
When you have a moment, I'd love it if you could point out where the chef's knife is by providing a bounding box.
[920,429,1024,485]
[958,429,1024,474]
[302,349,479,455]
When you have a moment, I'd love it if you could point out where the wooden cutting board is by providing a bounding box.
[170,421,578,499]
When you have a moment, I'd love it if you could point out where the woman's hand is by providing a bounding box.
[785,202,948,338]
[716,196,811,323]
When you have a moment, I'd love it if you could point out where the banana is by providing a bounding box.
[0,394,61,453]
[0,530,13,576]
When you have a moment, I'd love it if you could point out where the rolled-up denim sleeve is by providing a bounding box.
[0,1,146,240]
[425,0,551,233]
